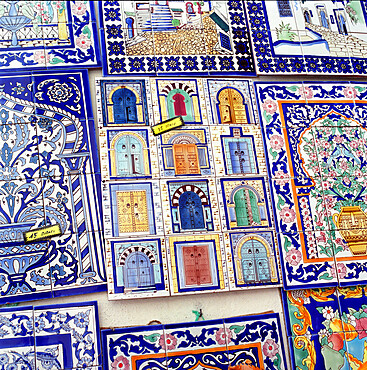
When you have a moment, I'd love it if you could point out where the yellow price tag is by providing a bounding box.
[24,224,62,243]
[151,116,184,136]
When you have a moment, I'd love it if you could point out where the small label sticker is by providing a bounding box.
[24,224,62,243]
[151,116,184,136]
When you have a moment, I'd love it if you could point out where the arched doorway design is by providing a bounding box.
[123,251,154,288]
[241,239,271,283]
[167,89,194,121]
[178,191,205,230]
[304,10,311,23]
[112,88,138,124]
[337,12,348,35]
[126,17,134,38]
[115,134,144,177]
[217,88,247,124]
[228,140,252,174]
[234,188,261,227]
[319,9,329,28]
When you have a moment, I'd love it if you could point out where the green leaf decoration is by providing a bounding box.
[229,325,244,334]
[284,236,291,252]
[355,86,366,92]
[286,86,299,92]
[316,307,324,314]
[269,147,278,160]
[49,58,65,64]
[22,5,35,19]
[82,26,92,38]
[276,195,285,210]
[144,333,160,343]
[319,272,333,280]
[263,111,272,123]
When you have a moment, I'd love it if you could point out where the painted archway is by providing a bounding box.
[178,191,205,230]
[234,188,261,227]
[123,251,155,288]
[112,88,138,124]
[217,87,247,124]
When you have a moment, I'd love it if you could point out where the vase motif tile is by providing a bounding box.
[283,286,367,370]
[246,0,367,75]
[96,76,282,299]
[99,1,255,76]
[0,301,100,370]
[101,314,287,370]
[255,81,367,290]
[0,1,100,71]
[0,71,106,303]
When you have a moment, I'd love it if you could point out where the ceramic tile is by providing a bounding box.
[34,301,100,370]
[99,1,255,76]
[102,314,287,370]
[0,71,105,303]
[105,236,170,300]
[161,179,219,234]
[224,314,287,370]
[166,233,228,295]
[224,230,280,290]
[246,0,366,76]
[157,126,214,178]
[0,306,35,368]
[0,1,100,71]
[255,81,367,289]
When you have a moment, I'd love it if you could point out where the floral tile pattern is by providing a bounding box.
[255,81,367,289]
[98,1,255,76]
[246,1,367,75]
[101,314,287,370]
[0,1,100,71]
[0,301,100,370]
[283,286,367,370]
[0,71,106,303]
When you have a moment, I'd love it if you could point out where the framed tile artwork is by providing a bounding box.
[255,81,367,290]
[101,313,287,370]
[96,77,284,299]
[98,1,255,76]
[0,70,106,303]
[0,1,100,71]
[246,0,367,75]
[283,286,367,370]
[0,301,100,370]
[105,237,170,299]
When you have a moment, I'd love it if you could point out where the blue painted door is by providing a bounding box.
[320,10,329,28]
[124,251,154,288]
[112,88,137,124]
[241,239,270,283]
[229,141,251,174]
[126,17,134,38]
[179,191,205,230]
[115,135,143,176]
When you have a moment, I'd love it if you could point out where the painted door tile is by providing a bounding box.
[0,1,100,71]
[99,1,255,76]
[166,233,228,295]
[105,237,170,299]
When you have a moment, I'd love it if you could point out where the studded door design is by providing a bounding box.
[241,239,270,283]
[229,141,252,174]
[178,191,205,230]
[182,245,212,286]
[218,88,247,124]
[112,88,138,124]
[234,189,261,227]
[117,191,148,233]
[115,135,143,176]
[173,144,200,175]
[124,251,154,288]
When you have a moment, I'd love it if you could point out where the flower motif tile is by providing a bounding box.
[255,81,367,289]
[102,314,287,370]
[99,1,255,76]
[0,1,100,71]
[0,71,105,303]
[0,301,100,370]
[283,286,367,369]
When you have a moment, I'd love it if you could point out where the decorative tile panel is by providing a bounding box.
[102,314,287,370]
